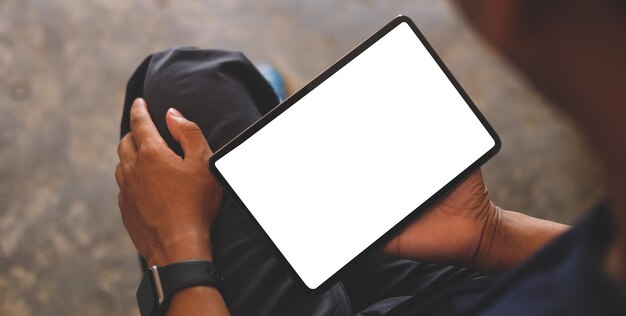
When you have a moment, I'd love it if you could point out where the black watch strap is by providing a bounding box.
[137,260,223,316]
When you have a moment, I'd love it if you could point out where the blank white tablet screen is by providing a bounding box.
[214,21,495,289]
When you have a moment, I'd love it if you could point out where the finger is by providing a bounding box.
[165,108,213,159]
[115,163,124,187]
[129,98,166,148]
[118,132,138,162]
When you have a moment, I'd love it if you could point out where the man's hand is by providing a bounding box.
[383,171,501,271]
[383,170,569,273]
[115,98,222,266]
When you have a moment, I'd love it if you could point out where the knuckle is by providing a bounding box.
[118,134,132,156]
[121,161,133,173]
[119,161,134,180]
[130,111,146,126]
[121,132,133,144]
[115,164,123,184]
[175,115,204,137]
[183,118,203,132]
[182,120,200,132]
[137,142,161,160]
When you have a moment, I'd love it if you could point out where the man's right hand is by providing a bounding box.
[382,170,502,271]
[115,98,222,267]
[383,170,569,273]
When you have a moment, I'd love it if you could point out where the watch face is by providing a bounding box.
[137,269,158,316]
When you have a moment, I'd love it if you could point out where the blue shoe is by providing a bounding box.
[257,64,286,102]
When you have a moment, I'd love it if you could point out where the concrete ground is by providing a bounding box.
[0,0,606,315]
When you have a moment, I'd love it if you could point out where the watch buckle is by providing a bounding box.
[150,266,165,306]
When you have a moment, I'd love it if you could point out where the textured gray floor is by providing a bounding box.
[0,0,606,315]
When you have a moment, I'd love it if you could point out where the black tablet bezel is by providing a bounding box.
[208,15,501,295]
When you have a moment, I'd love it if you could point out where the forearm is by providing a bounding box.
[471,207,570,273]
[167,287,229,316]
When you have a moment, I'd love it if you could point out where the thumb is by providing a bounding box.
[165,108,212,159]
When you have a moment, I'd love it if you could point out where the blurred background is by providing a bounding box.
[0,0,606,315]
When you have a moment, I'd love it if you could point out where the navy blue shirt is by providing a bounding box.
[385,203,626,315]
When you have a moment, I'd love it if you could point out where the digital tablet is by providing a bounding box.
[209,15,500,294]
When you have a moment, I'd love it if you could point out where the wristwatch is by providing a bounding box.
[136,260,223,316]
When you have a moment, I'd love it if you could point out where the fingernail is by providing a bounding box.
[134,98,145,106]
[168,108,183,118]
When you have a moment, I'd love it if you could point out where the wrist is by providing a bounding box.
[137,259,225,316]
[148,231,213,266]
[469,208,570,273]
[467,202,503,272]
